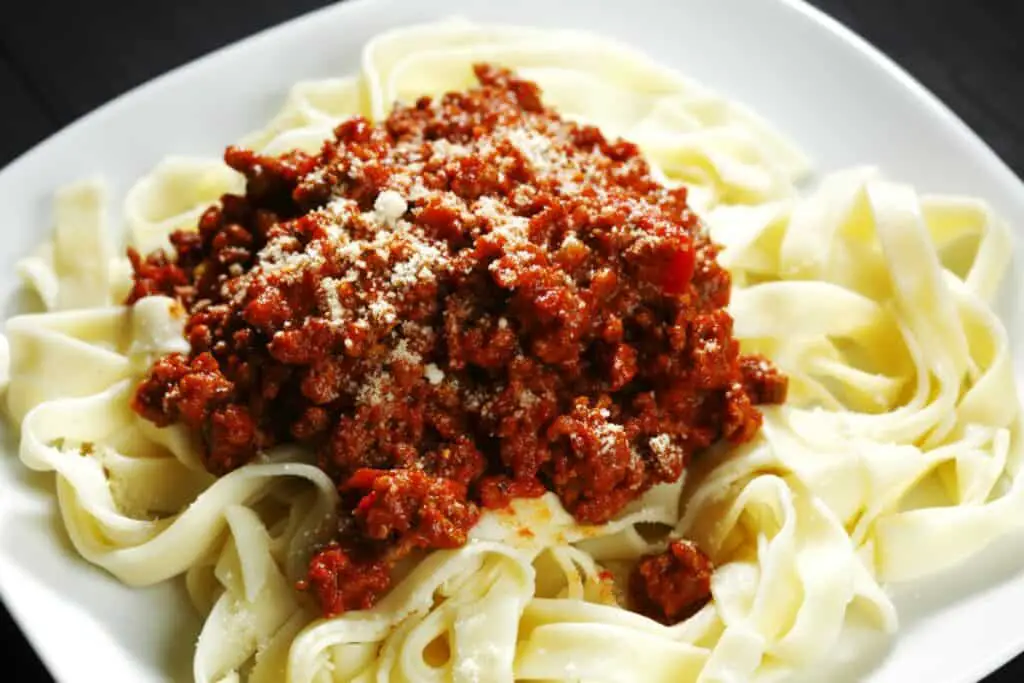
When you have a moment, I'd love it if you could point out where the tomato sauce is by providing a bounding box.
[128,65,785,620]
[630,540,714,624]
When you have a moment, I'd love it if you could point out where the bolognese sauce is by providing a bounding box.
[630,540,714,624]
[128,65,786,622]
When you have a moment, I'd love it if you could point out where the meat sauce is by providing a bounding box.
[630,540,714,624]
[128,65,786,621]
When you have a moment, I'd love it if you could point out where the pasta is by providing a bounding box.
[2,18,1021,683]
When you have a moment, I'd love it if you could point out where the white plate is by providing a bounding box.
[1,1,1023,681]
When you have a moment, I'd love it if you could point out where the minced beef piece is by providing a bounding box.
[630,540,714,624]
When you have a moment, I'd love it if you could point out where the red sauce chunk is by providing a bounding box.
[127,64,787,619]
[630,540,714,624]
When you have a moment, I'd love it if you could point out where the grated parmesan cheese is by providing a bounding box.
[424,363,445,385]
[374,189,408,226]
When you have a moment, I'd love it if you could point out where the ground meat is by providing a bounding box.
[546,396,650,524]
[740,354,789,405]
[343,468,480,552]
[128,64,786,617]
[630,540,714,624]
[301,544,391,616]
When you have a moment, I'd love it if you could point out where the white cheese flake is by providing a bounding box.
[424,363,445,385]
[374,189,408,226]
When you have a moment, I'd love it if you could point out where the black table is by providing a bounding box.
[1,1,1022,681]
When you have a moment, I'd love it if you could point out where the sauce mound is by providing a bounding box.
[128,65,786,620]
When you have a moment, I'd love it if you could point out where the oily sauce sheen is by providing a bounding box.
[128,65,786,623]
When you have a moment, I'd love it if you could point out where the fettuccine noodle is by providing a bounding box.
[3,19,1020,683]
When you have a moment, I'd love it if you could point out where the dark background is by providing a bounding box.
[1,0,1022,681]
